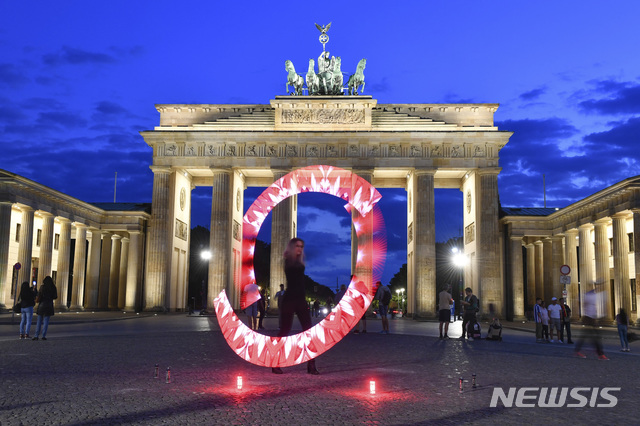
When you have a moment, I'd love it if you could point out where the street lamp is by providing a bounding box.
[201,250,211,260]
[451,247,469,320]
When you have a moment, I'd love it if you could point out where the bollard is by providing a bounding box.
[459,377,464,393]
[154,364,159,379]
[166,367,171,384]
[472,373,477,389]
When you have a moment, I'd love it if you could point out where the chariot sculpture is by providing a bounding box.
[284,23,366,96]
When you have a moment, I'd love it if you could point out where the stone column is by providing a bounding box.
[98,232,112,309]
[17,206,34,287]
[36,212,54,285]
[612,213,632,317]
[534,240,544,300]
[125,231,142,311]
[633,210,640,325]
[145,166,171,311]
[70,224,87,310]
[55,219,71,309]
[118,237,129,309]
[510,236,525,319]
[208,168,233,309]
[551,236,564,298]
[594,219,612,319]
[578,224,595,317]
[525,243,536,311]
[476,171,502,316]
[542,238,553,301]
[410,170,436,317]
[0,202,13,307]
[108,234,122,309]
[351,169,375,297]
[270,169,294,310]
[84,229,102,309]
[564,229,579,314]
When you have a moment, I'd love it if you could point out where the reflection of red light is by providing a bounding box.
[237,376,242,390]
[370,380,376,395]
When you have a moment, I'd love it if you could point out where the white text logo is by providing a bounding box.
[490,387,620,408]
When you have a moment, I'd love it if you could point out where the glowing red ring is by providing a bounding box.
[214,165,386,367]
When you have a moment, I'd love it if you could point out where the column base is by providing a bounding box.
[68,305,84,312]
[510,315,528,322]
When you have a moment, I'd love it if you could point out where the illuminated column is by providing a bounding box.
[270,169,295,310]
[351,169,374,296]
[108,234,122,309]
[525,242,536,310]
[542,238,552,301]
[564,229,579,313]
[84,229,102,309]
[118,237,129,309]
[534,240,544,300]
[510,236,525,319]
[551,236,564,299]
[125,231,142,311]
[208,168,233,309]
[55,219,71,309]
[70,224,87,310]
[98,231,112,309]
[612,213,632,317]
[0,202,12,307]
[36,212,54,284]
[145,166,171,311]
[17,206,34,287]
[578,224,595,316]
[594,219,612,319]
[412,170,436,317]
[633,210,640,325]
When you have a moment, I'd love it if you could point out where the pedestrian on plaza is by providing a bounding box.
[575,283,608,360]
[33,276,57,341]
[533,297,543,342]
[257,288,267,330]
[374,281,391,335]
[324,297,332,316]
[351,275,367,334]
[540,300,550,342]
[460,287,478,341]
[18,281,37,339]
[559,297,573,344]
[547,297,563,343]
[334,284,346,304]
[272,238,319,375]
[616,308,631,352]
[313,299,320,318]
[242,283,260,331]
[275,284,285,329]
[438,284,453,339]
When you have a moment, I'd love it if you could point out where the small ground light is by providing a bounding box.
[237,376,243,390]
[370,380,376,395]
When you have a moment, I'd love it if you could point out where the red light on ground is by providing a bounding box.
[370,380,376,395]
[237,376,243,390]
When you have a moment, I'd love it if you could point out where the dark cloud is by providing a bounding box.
[497,118,578,144]
[0,63,29,86]
[519,87,546,101]
[42,46,116,66]
[584,116,640,151]
[95,101,128,116]
[37,111,88,128]
[579,80,640,114]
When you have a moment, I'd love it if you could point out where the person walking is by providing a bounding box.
[242,283,260,331]
[18,281,37,339]
[257,288,267,330]
[547,297,563,343]
[275,284,285,329]
[272,238,319,375]
[533,298,543,342]
[559,297,573,344]
[460,287,478,341]
[33,275,58,341]
[540,301,550,342]
[575,283,608,360]
[374,281,391,335]
[438,284,453,339]
[616,308,630,352]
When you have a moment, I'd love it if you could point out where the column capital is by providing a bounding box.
[510,235,524,242]
[150,165,171,174]
[56,216,71,224]
[612,211,631,220]
[564,228,579,236]
[72,222,88,229]
[474,167,502,176]
[594,217,611,225]
[210,167,233,175]
[111,234,122,241]
[37,210,54,218]
[579,222,594,230]
[412,168,436,177]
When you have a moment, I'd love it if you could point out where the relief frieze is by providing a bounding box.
[282,108,365,124]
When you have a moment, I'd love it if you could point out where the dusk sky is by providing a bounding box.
[2,2,640,288]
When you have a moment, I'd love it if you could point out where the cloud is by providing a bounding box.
[578,80,640,114]
[37,111,88,128]
[519,87,546,101]
[0,63,29,86]
[42,46,117,66]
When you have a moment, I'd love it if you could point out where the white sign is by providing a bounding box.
[560,265,571,275]
[560,275,571,284]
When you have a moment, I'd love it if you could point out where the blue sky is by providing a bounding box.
[2,1,640,287]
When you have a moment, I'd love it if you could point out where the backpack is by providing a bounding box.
[472,321,482,339]
[381,288,391,305]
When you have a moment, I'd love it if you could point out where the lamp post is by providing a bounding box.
[200,250,211,313]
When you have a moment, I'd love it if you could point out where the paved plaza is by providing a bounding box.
[1,312,638,425]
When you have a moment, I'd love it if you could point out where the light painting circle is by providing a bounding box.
[214,165,386,368]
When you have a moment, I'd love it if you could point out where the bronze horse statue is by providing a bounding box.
[347,58,366,95]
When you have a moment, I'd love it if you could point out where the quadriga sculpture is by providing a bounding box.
[285,60,304,96]
[347,58,366,95]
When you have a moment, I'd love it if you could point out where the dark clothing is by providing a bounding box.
[575,316,604,355]
[19,285,37,308]
[560,303,572,342]
[461,294,478,338]
[36,280,58,317]
[278,259,312,337]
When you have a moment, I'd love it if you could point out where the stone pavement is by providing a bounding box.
[1,312,638,425]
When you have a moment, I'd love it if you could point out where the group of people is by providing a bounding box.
[437,285,480,341]
[16,276,58,340]
[533,296,573,344]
